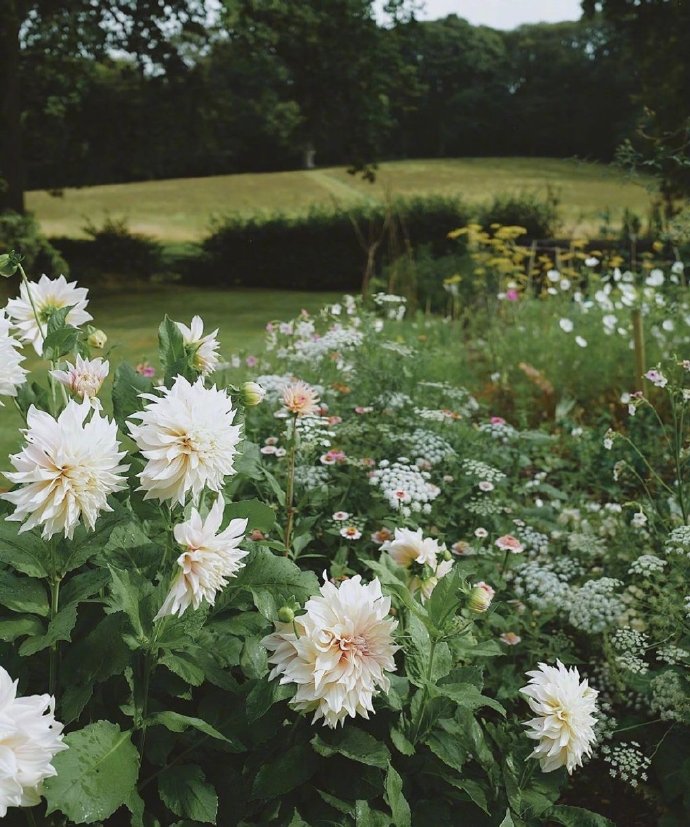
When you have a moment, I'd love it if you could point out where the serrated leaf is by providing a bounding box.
[19,602,78,656]
[311,728,390,768]
[0,522,51,577]
[44,721,140,824]
[225,499,276,533]
[385,766,411,827]
[0,615,44,642]
[246,677,293,723]
[546,805,615,827]
[159,316,194,384]
[0,569,48,616]
[146,711,233,744]
[159,764,218,824]
[433,682,505,716]
[107,566,151,640]
[112,362,153,430]
[43,325,79,361]
[160,652,206,686]
[251,743,317,799]
[228,547,318,620]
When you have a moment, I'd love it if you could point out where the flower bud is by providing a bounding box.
[277,606,295,623]
[87,328,108,349]
[241,381,266,406]
[468,581,495,613]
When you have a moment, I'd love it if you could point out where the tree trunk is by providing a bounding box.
[0,1,25,214]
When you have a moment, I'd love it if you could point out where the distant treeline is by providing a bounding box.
[23,15,637,190]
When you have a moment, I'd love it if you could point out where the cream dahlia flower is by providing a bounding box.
[6,275,92,354]
[127,375,241,505]
[263,575,398,728]
[155,496,248,620]
[51,355,109,408]
[521,660,598,774]
[176,315,220,376]
[282,380,320,417]
[3,400,128,540]
[382,527,441,568]
[0,311,27,404]
[0,666,67,818]
[382,527,451,600]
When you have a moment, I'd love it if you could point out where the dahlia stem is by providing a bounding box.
[284,413,298,553]
[17,262,46,343]
[411,637,437,743]
[48,576,61,696]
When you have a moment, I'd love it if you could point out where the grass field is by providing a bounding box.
[26,157,656,242]
[0,286,339,467]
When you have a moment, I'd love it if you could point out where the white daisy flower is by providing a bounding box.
[521,660,598,774]
[262,576,398,728]
[176,316,220,376]
[155,496,248,620]
[0,311,27,404]
[2,399,128,540]
[127,375,241,506]
[0,666,67,818]
[6,275,92,355]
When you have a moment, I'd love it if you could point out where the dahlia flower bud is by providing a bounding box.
[87,327,108,349]
[241,381,266,406]
[277,606,295,623]
[468,581,495,613]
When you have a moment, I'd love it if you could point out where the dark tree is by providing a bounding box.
[0,0,207,213]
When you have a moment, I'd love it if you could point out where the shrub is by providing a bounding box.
[52,216,164,280]
[477,189,561,238]
[200,197,470,290]
[0,210,68,274]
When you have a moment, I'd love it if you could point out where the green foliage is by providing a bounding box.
[44,721,140,824]
[0,211,68,274]
[201,197,470,290]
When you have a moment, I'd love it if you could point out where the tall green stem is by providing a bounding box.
[284,414,298,553]
[48,576,61,695]
[411,638,437,743]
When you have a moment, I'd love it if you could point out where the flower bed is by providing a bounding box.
[0,249,688,826]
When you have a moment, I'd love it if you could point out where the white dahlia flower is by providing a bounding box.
[51,355,109,408]
[521,660,598,774]
[382,527,441,568]
[263,575,398,728]
[0,666,67,818]
[382,527,451,600]
[127,375,241,505]
[176,315,220,376]
[0,311,27,404]
[155,496,248,620]
[6,275,92,354]
[2,400,128,540]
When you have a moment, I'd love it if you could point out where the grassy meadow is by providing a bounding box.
[0,286,339,466]
[27,157,655,242]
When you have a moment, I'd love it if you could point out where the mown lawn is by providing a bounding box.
[26,157,655,242]
[0,285,339,468]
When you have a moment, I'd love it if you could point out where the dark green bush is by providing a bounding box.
[199,197,470,290]
[52,216,164,280]
[0,211,68,275]
[478,189,561,238]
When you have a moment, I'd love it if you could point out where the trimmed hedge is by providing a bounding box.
[197,197,472,290]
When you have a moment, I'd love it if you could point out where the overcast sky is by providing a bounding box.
[415,0,583,28]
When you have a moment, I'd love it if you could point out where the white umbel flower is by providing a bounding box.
[176,316,220,376]
[0,666,67,818]
[521,660,598,774]
[155,496,248,620]
[262,575,398,728]
[0,311,27,404]
[2,400,128,540]
[127,375,241,505]
[51,355,109,408]
[6,275,92,354]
